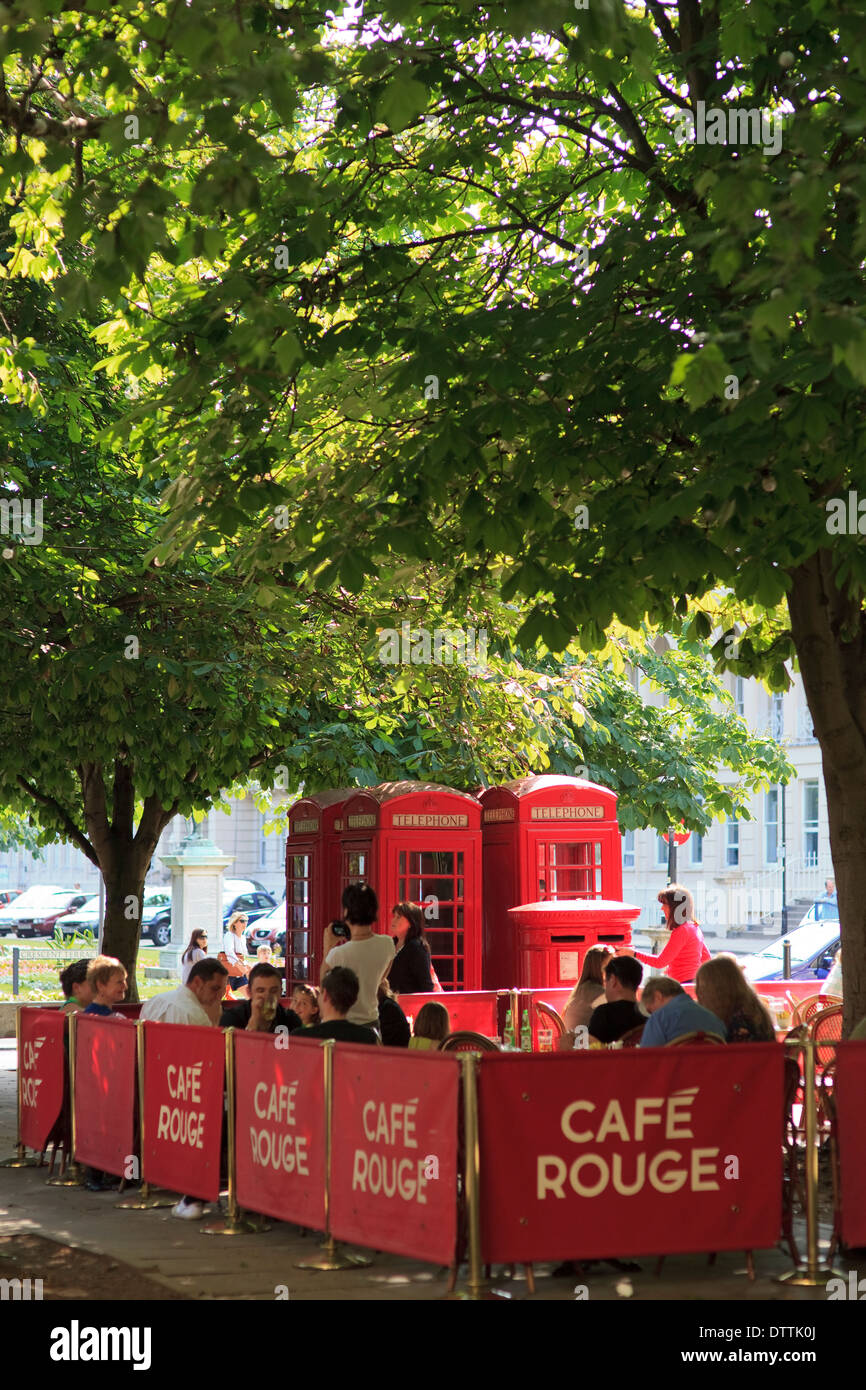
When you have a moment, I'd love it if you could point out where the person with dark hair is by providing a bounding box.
[639,977,725,1047]
[59,958,93,1014]
[322,883,394,1028]
[562,945,613,1032]
[140,958,229,1026]
[387,902,434,994]
[587,957,645,1045]
[408,1001,451,1050]
[292,967,378,1045]
[624,883,711,983]
[220,962,300,1033]
[181,928,209,985]
[378,979,411,1047]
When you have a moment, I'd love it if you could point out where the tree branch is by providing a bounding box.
[15,775,99,866]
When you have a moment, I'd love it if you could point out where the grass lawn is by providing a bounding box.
[0,940,283,1002]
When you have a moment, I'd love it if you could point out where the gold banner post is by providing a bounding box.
[202,1026,270,1235]
[779,1037,842,1286]
[45,1009,83,1186]
[117,1019,179,1209]
[297,1040,370,1270]
[448,1053,510,1300]
[0,1005,36,1167]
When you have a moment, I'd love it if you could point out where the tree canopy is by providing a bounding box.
[1,0,863,1020]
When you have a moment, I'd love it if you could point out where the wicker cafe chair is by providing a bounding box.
[791,994,824,1029]
[664,1030,726,1047]
[536,1001,566,1037]
[781,1054,804,1265]
[810,1005,843,1074]
[617,1024,646,1048]
[818,1057,842,1259]
[439,1031,501,1053]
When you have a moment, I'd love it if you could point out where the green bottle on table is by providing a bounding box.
[520,1008,532,1051]
[503,1017,515,1049]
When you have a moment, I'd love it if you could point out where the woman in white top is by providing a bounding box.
[180,928,209,985]
[220,911,250,992]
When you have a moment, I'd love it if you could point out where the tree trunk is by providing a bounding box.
[80,761,176,1002]
[787,554,866,1037]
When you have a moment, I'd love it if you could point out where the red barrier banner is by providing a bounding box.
[834,1041,866,1248]
[73,1013,137,1176]
[19,1008,67,1152]
[397,990,501,1039]
[330,1045,459,1265]
[141,1022,225,1202]
[234,1032,325,1229]
[478,1046,783,1263]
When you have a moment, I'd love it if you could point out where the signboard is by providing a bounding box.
[530,806,604,821]
[478,1046,783,1262]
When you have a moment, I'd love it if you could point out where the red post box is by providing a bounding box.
[284,789,352,988]
[338,781,483,989]
[480,775,624,989]
[507,898,640,990]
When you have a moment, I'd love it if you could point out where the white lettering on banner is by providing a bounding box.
[353,1095,427,1204]
[166,1063,203,1103]
[249,1077,308,1176]
[21,1036,46,1108]
[541,1087,720,1199]
[156,1104,205,1148]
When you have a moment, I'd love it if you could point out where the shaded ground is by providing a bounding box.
[0,1231,189,1300]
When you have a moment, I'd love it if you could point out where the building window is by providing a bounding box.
[765,787,779,865]
[770,693,784,740]
[656,835,668,868]
[623,830,635,870]
[690,834,703,866]
[803,781,819,866]
[260,814,268,868]
[726,818,739,868]
[735,677,745,718]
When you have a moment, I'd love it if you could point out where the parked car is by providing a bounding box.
[740,919,841,983]
[797,898,840,929]
[59,888,174,947]
[223,887,277,933]
[245,901,287,956]
[0,886,91,937]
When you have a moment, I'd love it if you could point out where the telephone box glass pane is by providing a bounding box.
[287,854,311,987]
[537,841,602,899]
[398,845,464,988]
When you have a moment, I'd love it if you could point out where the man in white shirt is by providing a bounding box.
[140,958,229,1222]
[322,884,394,1028]
[140,958,228,1027]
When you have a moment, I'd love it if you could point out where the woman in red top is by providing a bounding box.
[628,884,711,982]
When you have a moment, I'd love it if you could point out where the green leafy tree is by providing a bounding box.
[0,1,857,1020]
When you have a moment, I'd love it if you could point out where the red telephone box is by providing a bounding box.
[284,789,352,987]
[480,775,624,988]
[338,781,483,990]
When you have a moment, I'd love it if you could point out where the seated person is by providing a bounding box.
[59,959,93,1014]
[291,984,321,1028]
[562,945,612,1034]
[290,967,378,1045]
[639,976,726,1047]
[587,957,646,1045]
[219,962,300,1033]
[408,1001,450,1050]
[378,979,410,1047]
[695,955,775,1042]
[83,956,128,1015]
[141,958,229,1026]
